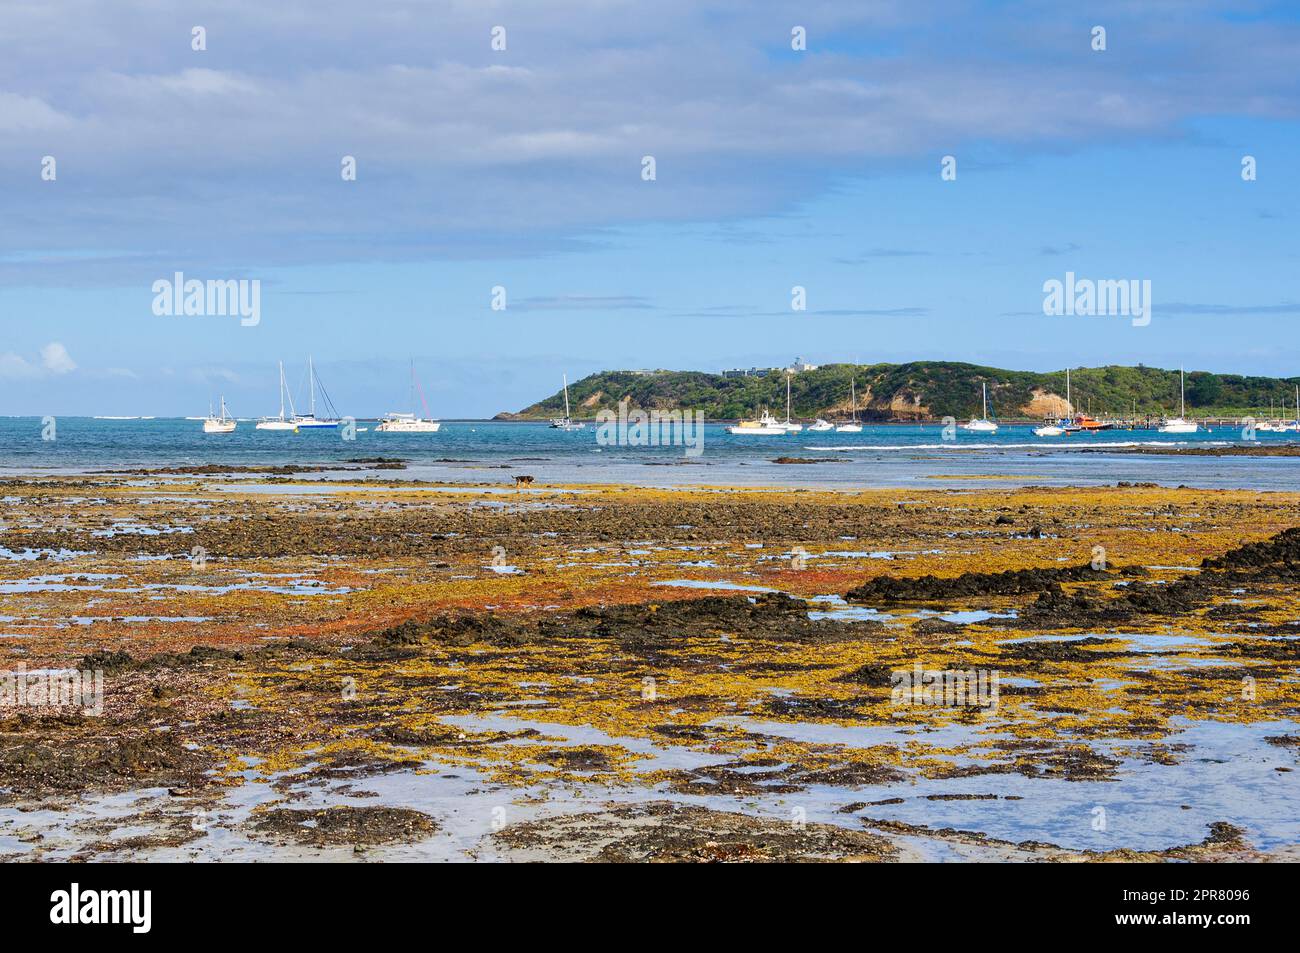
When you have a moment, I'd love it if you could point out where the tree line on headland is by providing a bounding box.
[504,363,1300,422]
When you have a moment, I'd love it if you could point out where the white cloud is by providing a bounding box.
[40,341,77,373]
[0,342,77,380]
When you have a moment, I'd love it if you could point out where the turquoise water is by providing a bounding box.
[1,417,1297,490]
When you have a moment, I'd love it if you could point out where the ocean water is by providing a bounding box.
[1,417,1298,490]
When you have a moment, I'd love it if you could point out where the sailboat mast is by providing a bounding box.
[563,374,571,420]
[278,361,286,420]
[309,357,316,417]
[786,374,792,423]
[1066,368,1071,417]
[1180,367,1186,418]
[982,382,988,419]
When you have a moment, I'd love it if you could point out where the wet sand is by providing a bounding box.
[1,472,1298,861]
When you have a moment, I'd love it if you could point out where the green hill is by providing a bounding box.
[506,363,1300,422]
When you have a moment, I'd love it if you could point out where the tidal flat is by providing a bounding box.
[1,473,1298,862]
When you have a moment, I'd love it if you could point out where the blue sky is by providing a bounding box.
[1,1,1298,416]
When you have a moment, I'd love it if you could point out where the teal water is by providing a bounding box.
[1,417,1297,490]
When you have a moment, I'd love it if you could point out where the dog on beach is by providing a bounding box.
[513,475,534,488]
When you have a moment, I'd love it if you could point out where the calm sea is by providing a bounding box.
[1,417,1298,491]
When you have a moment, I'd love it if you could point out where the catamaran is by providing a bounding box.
[779,375,803,432]
[727,408,788,435]
[377,361,441,433]
[203,396,237,434]
[256,361,299,431]
[960,382,998,433]
[1158,368,1198,434]
[1034,368,1071,437]
[835,378,863,433]
[550,374,585,430]
[292,356,342,429]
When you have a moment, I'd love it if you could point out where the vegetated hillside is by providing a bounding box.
[506,363,1300,421]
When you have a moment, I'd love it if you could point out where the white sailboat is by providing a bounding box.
[256,361,299,431]
[377,361,441,433]
[960,382,998,433]
[550,374,585,430]
[292,357,342,429]
[1034,368,1070,436]
[835,378,863,432]
[202,396,237,434]
[727,407,788,435]
[1158,367,1198,434]
[779,375,803,431]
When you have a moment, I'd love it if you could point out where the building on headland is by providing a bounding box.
[722,357,819,378]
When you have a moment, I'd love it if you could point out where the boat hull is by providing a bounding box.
[377,420,441,433]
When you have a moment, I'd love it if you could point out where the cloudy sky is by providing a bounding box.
[2,0,1298,416]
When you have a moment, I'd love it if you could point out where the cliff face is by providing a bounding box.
[509,364,1298,420]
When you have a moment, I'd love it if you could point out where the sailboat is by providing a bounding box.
[779,375,803,432]
[1034,369,1070,437]
[960,382,998,433]
[550,374,585,430]
[1158,367,1198,434]
[727,407,788,435]
[203,396,237,434]
[377,361,442,432]
[256,361,299,431]
[292,357,342,429]
[835,378,863,432]
[1280,385,1300,433]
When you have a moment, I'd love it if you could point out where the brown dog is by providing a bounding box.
[513,474,535,489]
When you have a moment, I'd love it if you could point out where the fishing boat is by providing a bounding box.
[1034,368,1072,436]
[256,361,299,431]
[779,375,803,432]
[727,408,787,435]
[960,382,998,433]
[1157,368,1198,434]
[808,419,833,432]
[291,357,342,429]
[835,378,863,433]
[550,374,585,430]
[377,361,441,433]
[202,396,237,434]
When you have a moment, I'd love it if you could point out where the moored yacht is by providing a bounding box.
[203,396,237,434]
[960,382,998,433]
[549,374,585,430]
[377,360,441,433]
[256,361,299,431]
[835,378,863,432]
[727,408,788,435]
[1157,368,1198,434]
[292,357,342,429]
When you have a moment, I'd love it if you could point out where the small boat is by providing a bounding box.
[257,361,299,431]
[808,419,833,432]
[960,382,998,433]
[779,375,803,432]
[835,378,863,433]
[203,396,237,434]
[1157,368,1198,434]
[550,374,586,430]
[377,361,441,433]
[727,408,788,435]
[292,356,342,429]
[1034,368,1071,436]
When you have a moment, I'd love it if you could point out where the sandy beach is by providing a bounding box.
[2,467,1297,861]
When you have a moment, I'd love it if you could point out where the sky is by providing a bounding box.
[1,0,1298,417]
